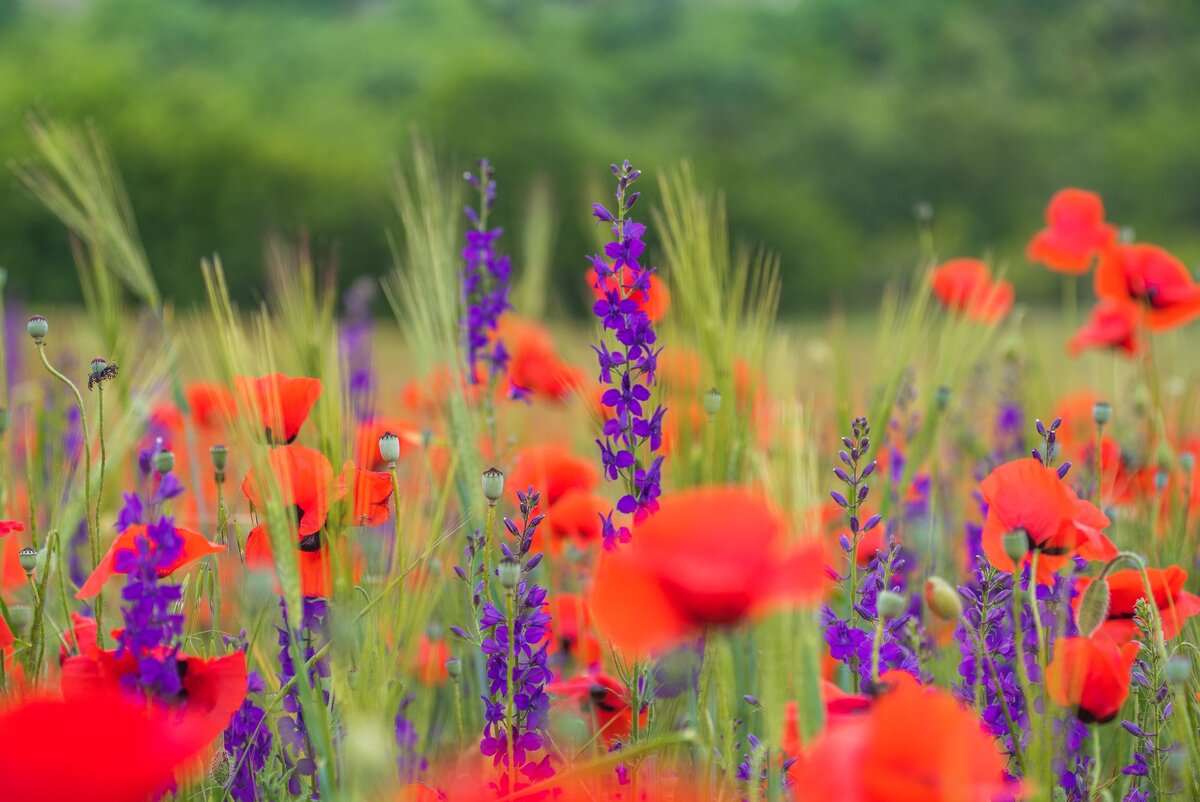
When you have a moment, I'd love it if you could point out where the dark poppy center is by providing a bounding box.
[299,531,322,552]
[589,684,618,712]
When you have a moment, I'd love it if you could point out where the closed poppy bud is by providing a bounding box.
[703,387,722,418]
[26,315,48,343]
[379,431,401,466]
[924,576,963,622]
[497,557,521,590]
[18,546,37,575]
[1002,528,1030,564]
[1092,401,1112,426]
[445,657,462,681]
[877,590,906,621]
[1075,577,1110,638]
[934,386,951,412]
[153,450,175,475]
[210,444,229,472]
[481,467,504,504]
[1167,655,1190,686]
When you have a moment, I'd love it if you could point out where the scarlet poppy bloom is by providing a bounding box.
[410,634,450,686]
[587,267,671,322]
[545,489,609,552]
[185,381,238,431]
[0,690,214,802]
[1075,566,1200,643]
[62,648,248,745]
[336,462,394,527]
[1095,243,1200,331]
[930,259,1014,323]
[0,519,24,537]
[1069,300,1142,356]
[235,373,322,444]
[508,443,599,509]
[545,593,602,669]
[590,487,826,653]
[59,611,98,663]
[1027,188,1117,274]
[76,524,225,599]
[980,458,1116,583]
[548,671,642,745]
[503,318,586,402]
[791,670,1013,802]
[1047,636,1138,723]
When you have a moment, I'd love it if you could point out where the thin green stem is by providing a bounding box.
[504,588,517,783]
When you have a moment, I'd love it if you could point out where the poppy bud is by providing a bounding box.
[210,444,229,472]
[703,387,722,418]
[1183,453,1196,474]
[26,315,48,343]
[445,657,462,681]
[877,590,906,621]
[379,431,401,466]
[1092,401,1112,426]
[481,467,504,504]
[18,546,37,575]
[934,386,951,412]
[1002,528,1030,565]
[153,450,175,475]
[924,576,963,622]
[497,557,521,590]
[1167,655,1191,686]
[1075,577,1110,638]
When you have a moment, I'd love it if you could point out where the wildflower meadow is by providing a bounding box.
[3,116,1200,802]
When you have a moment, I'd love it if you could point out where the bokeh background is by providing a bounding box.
[1,0,1198,314]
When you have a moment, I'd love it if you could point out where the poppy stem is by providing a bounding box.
[869,617,884,684]
[484,501,497,601]
[505,586,516,786]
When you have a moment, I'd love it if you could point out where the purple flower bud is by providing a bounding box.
[833,467,850,483]
[838,534,852,552]
[830,491,849,508]
[1057,462,1072,479]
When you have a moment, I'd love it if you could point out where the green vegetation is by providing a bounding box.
[1,0,1198,312]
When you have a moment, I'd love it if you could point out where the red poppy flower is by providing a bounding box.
[1075,566,1200,643]
[508,443,599,509]
[1027,188,1117,274]
[545,489,609,552]
[0,608,12,657]
[1095,243,1200,331]
[1047,636,1138,723]
[548,671,642,745]
[336,462,394,528]
[503,318,586,402]
[0,690,214,802]
[590,487,826,653]
[185,381,238,431]
[791,671,1013,802]
[76,524,225,600]
[544,593,602,669]
[62,648,248,745]
[930,259,1014,323]
[59,611,98,663]
[0,520,24,537]
[980,458,1116,583]
[587,266,671,322]
[1069,300,1142,356]
[409,634,450,686]
[235,374,322,444]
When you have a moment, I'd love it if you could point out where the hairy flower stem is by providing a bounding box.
[504,587,517,783]
[95,384,106,557]
[36,343,103,647]
[484,502,497,601]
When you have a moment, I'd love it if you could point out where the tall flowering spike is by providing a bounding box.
[277,597,331,798]
[590,160,666,548]
[222,669,274,802]
[462,157,514,387]
[114,515,186,698]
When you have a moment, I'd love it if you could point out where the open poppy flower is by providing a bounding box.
[587,266,670,323]
[545,593,602,669]
[59,611,98,663]
[1027,188,1117,274]
[1075,566,1200,643]
[76,523,225,599]
[1095,243,1200,331]
[590,487,826,653]
[980,458,1116,583]
[930,259,1014,323]
[1046,636,1138,723]
[548,671,642,745]
[336,462,394,527]
[0,690,215,802]
[185,381,238,431]
[508,443,599,509]
[1069,300,1142,356]
[235,374,322,444]
[545,489,609,552]
[503,318,586,402]
[62,648,248,745]
[791,669,1012,802]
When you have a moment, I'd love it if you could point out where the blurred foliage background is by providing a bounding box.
[0,0,1198,314]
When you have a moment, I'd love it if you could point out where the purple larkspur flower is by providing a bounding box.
[114,515,186,699]
[222,669,274,802]
[461,158,514,390]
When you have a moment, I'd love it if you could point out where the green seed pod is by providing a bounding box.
[18,547,37,575]
[26,315,48,343]
[89,357,108,377]
[497,557,521,590]
[445,657,462,681]
[703,387,722,418]
[210,444,229,472]
[1075,578,1110,638]
[481,467,505,504]
[1002,528,1030,565]
[1092,401,1112,426]
[153,450,176,475]
[378,431,401,465]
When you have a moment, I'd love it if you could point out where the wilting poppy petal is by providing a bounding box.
[76,524,225,599]
[1027,188,1117,274]
[235,374,322,444]
[1047,636,1138,724]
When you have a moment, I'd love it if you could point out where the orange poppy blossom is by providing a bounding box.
[980,458,1116,584]
[544,489,609,553]
[508,443,599,510]
[1026,188,1118,274]
[587,265,671,323]
[589,487,826,654]
[59,610,99,663]
[410,634,451,686]
[235,373,322,445]
[544,593,603,670]
[0,690,217,802]
[335,462,395,528]
[1074,566,1200,643]
[1046,636,1138,723]
[62,647,248,744]
[548,670,643,745]
[1069,299,1143,356]
[790,670,1014,802]
[1095,242,1200,331]
[75,523,225,600]
[930,258,1014,324]
[502,317,587,402]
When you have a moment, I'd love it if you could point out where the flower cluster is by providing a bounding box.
[115,438,185,533]
[478,488,554,795]
[462,158,513,386]
[394,694,428,785]
[114,514,186,698]
[590,161,665,548]
[277,596,331,798]
[222,668,274,802]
